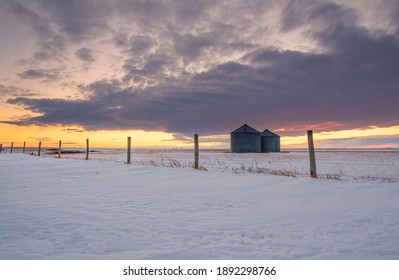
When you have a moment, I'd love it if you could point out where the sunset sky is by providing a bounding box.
[1,0,398,149]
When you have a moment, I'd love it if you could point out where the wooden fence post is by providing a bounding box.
[38,141,42,157]
[58,140,62,158]
[307,130,317,178]
[127,137,131,164]
[0,144,2,153]
[11,142,14,153]
[23,142,26,153]
[194,134,199,169]
[86,139,89,160]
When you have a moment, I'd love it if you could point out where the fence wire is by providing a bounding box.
[1,141,398,183]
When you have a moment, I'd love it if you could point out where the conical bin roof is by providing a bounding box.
[231,124,260,134]
[261,129,279,137]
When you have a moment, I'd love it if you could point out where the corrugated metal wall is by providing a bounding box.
[261,136,280,152]
[231,133,261,153]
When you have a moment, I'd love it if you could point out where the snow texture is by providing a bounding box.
[41,149,399,182]
[1,153,399,259]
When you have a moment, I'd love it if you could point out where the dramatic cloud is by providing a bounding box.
[7,18,399,135]
[1,0,399,139]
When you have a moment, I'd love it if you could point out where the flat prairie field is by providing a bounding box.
[41,148,399,182]
[0,151,398,259]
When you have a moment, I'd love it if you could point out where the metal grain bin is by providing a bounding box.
[230,124,261,153]
[261,129,280,152]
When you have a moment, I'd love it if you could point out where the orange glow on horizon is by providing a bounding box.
[0,123,179,148]
[281,125,399,148]
[1,123,398,149]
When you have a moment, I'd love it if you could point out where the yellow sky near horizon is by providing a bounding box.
[1,123,398,149]
[281,126,399,148]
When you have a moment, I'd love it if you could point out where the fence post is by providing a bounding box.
[58,140,62,158]
[307,130,317,178]
[23,142,26,153]
[11,142,14,153]
[38,141,42,157]
[0,144,2,153]
[127,137,131,164]
[86,139,89,160]
[194,134,199,169]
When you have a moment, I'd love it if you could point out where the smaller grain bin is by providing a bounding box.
[261,129,280,152]
[231,124,261,153]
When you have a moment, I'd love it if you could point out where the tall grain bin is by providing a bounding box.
[230,124,261,153]
[261,129,280,152]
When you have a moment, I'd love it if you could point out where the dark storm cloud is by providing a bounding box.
[6,97,115,128]
[3,1,399,136]
[75,47,96,62]
[4,0,267,76]
[17,69,61,81]
[112,0,270,84]
[8,19,399,136]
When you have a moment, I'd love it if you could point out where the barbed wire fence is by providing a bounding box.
[1,132,398,183]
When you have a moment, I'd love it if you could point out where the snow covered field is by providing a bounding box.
[1,153,398,259]
[42,148,399,182]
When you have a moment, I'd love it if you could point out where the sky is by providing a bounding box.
[0,0,398,149]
